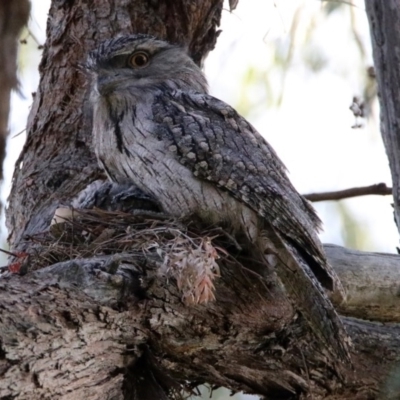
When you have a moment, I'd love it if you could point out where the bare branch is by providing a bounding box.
[303,183,392,202]
[325,244,400,322]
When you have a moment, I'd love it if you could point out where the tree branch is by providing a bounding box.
[325,244,400,322]
[303,183,392,202]
[1,243,400,399]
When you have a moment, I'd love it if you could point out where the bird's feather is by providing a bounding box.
[151,90,343,295]
[149,90,350,360]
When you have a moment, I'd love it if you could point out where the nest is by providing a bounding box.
[24,208,244,305]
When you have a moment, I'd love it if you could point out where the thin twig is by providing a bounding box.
[303,183,392,202]
[0,248,19,257]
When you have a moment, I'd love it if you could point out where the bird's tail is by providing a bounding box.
[260,229,351,365]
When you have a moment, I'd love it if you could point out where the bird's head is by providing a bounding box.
[87,34,208,97]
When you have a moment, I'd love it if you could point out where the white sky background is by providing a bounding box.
[5,1,397,399]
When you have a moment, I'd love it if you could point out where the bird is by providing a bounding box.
[87,34,350,362]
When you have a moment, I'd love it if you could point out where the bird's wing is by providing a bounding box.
[151,90,340,294]
[151,90,350,362]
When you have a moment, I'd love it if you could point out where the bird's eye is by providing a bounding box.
[129,52,149,68]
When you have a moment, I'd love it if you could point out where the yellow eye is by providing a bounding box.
[129,52,149,68]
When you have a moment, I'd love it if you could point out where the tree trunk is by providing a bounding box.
[2,0,400,399]
[365,0,400,236]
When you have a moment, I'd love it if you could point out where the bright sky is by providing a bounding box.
[6,0,398,258]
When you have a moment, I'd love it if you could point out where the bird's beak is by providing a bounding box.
[97,74,117,94]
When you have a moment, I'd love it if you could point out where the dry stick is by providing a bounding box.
[303,183,392,202]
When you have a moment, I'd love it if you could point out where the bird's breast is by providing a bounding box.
[92,103,259,238]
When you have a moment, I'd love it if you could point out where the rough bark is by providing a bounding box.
[0,0,30,181]
[1,244,400,400]
[365,0,400,236]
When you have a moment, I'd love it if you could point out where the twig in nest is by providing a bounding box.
[27,209,227,304]
[0,248,19,257]
[207,227,243,251]
[303,183,392,202]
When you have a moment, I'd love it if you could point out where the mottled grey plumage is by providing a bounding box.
[71,180,159,213]
[88,35,350,361]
